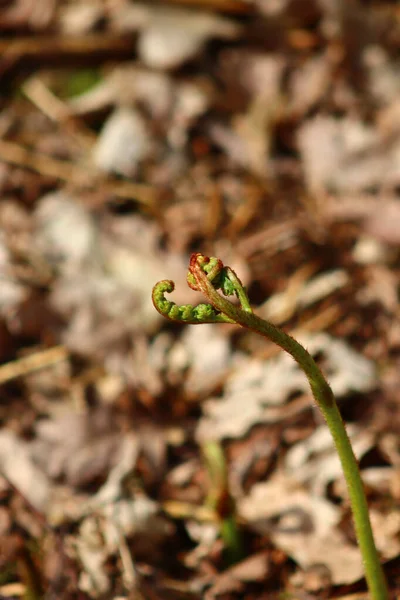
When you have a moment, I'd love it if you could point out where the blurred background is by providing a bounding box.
[0,1,400,598]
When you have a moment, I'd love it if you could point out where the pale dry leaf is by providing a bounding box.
[108,2,153,32]
[239,473,364,585]
[363,201,400,246]
[240,52,285,99]
[34,191,97,274]
[209,123,252,170]
[0,0,55,29]
[197,352,307,441]
[337,141,400,192]
[356,264,399,314]
[0,198,32,233]
[148,330,174,368]
[100,235,188,332]
[284,424,374,496]
[0,201,32,319]
[298,269,349,306]
[352,236,390,265]
[261,269,349,323]
[94,372,126,406]
[0,429,51,513]
[213,53,285,174]
[59,1,104,34]
[51,272,140,355]
[166,458,198,487]
[102,497,172,552]
[233,100,283,176]
[168,81,212,148]
[138,423,168,484]
[297,115,385,194]
[368,508,400,558]
[379,432,400,468]
[32,405,121,487]
[0,232,28,318]
[177,324,231,397]
[297,115,343,194]
[201,552,271,599]
[77,496,172,597]
[69,66,174,118]
[363,45,400,105]
[302,332,377,397]
[184,521,219,568]
[110,2,239,68]
[289,563,332,594]
[258,0,290,16]
[197,333,376,441]
[84,433,140,507]
[289,53,332,115]
[122,335,164,396]
[136,7,240,69]
[77,516,111,597]
[334,466,394,498]
[46,212,188,353]
[124,69,174,119]
[92,107,153,177]
[378,96,400,138]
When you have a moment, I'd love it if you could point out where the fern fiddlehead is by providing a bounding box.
[152,253,389,600]
[152,254,253,324]
[152,279,234,324]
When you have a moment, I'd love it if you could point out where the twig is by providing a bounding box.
[0,345,68,385]
[0,139,158,213]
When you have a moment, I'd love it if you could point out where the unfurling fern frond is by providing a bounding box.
[152,280,233,324]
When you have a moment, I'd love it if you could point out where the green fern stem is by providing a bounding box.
[152,253,389,600]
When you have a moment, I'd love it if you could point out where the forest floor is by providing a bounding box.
[1,1,400,599]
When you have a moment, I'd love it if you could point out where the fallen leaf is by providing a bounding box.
[32,404,121,487]
[34,191,97,274]
[76,496,172,597]
[92,107,153,177]
[201,552,271,599]
[137,6,240,70]
[197,333,376,440]
[297,115,399,194]
[0,429,51,513]
[239,473,364,585]
[173,324,231,397]
[284,424,374,495]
